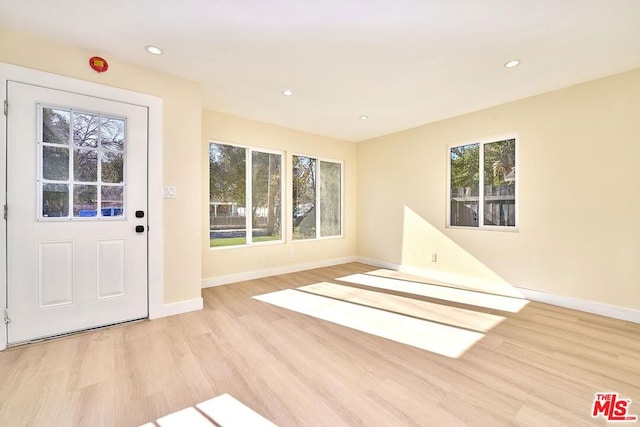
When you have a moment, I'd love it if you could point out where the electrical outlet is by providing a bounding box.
[431,252,438,262]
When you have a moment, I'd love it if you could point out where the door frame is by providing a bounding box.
[0,62,164,350]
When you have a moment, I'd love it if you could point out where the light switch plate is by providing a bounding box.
[163,186,176,199]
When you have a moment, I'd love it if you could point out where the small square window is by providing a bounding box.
[449,137,517,229]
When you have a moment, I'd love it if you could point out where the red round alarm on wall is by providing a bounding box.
[89,56,109,73]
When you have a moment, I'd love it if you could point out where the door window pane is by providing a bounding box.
[43,146,69,181]
[320,161,341,237]
[102,151,124,183]
[42,108,70,145]
[101,186,124,217]
[73,112,99,147]
[252,151,282,242]
[292,156,317,240]
[209,143,247,246]
[74,149,98,182]
[74,185,97,217]
[42,184,69,217]
[101,117,125,151]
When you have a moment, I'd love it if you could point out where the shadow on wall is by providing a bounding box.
[401,205,525,298]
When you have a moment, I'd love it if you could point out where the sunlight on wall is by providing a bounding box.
[401,206,525,298]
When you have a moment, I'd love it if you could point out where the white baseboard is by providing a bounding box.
[201,255,640,324]
[356,257,640,324]
[355,256,400,271]
[516,287,640,324]
[202,256,359,288]
[158,297,204,318]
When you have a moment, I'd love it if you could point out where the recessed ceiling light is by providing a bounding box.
[360,115,369,120]
[145,45,163,55]
[504,59,520,68]
[282,89,294,96]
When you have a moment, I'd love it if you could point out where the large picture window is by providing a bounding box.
[292,155,342,240]
[449,137,517,229]
[209,142,283,247]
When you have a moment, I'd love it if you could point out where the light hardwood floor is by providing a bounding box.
[0,262,638,426]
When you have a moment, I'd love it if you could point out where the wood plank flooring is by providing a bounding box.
[0,262,638,426]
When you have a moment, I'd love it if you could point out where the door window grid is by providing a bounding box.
[38,105,126,220]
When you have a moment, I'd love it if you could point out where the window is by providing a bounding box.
[209,142,283,247]
[39,105,125,220]
[292,155,342,239]
[449,137,517,229]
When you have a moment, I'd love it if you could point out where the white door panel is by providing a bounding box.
[7,81,148,344]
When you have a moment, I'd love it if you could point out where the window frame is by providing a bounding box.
[291,153,344,241]
[208,140,285,249]
[446,135,519,231]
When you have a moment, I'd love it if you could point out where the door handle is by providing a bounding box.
[135,225,145,233]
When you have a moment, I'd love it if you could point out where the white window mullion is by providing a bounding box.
[340,161,344,236]
[478,141,485,228]
[68,109,75,221]
[245,148,252,244]
[96,114,102,219]
[514,141,519,228]
[315,161,321,238]
[280,153,286,239]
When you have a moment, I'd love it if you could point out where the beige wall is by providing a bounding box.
[357,68,640,310]
[201,110,357,280]
[4,27,637,313]
[0,29,202,304]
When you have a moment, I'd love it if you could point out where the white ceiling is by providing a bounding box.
[2,0,640,142]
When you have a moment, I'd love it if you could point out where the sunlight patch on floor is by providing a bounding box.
[254,289,484,358]
[299,282,505,333]
[337,274,529,313]
[152,393,277,427]
[197,393,278,427]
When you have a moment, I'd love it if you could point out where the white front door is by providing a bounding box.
[6,81,149,344]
